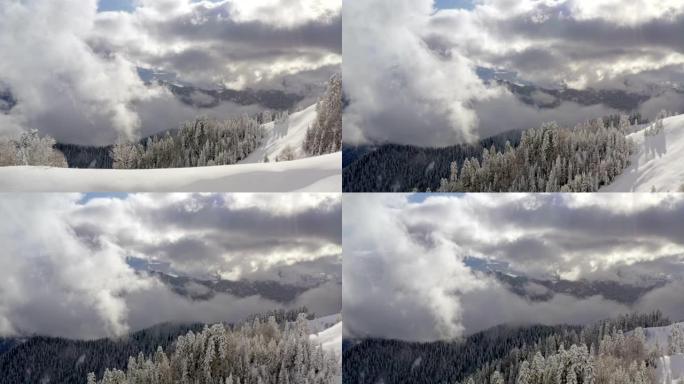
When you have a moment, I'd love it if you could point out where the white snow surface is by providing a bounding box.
[601,114,684,192]
[640,322,684,383]
[0,153,341,192]
[240,104,317,164]
[309,314,341,333]
[310,320,342,361]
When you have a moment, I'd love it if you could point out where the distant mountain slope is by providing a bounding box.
[501,80,652,111]
[164,82,304,110]
[601,114,684,192]
[0,151,341,192]
[466,257,668,305]
[151,271,320,303]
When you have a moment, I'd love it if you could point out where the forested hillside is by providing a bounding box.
[90,313,339,384]
[0,309,313,384]
[438,116,636,192]
[342,131,522,192]
[343,312,670,384]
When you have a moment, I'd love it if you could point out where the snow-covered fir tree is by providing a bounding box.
[111,114,266,169]
[89,314,338,384]
[438,117,634,192]
[303,73,342,156]
[0,129,67,167]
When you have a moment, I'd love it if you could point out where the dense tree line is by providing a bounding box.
[111,113,270,169]
[303,73,342,156]
[0,129,67,167]
[55,143,114,168]
[0,308,319,384]
[438,116,635,192]
[90,313,339,384]
[343,312,670,384]
[463,312,670,384]
[342,131,522,192]
[0,323,205,384]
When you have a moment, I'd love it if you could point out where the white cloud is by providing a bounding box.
[0,0,158,142]
[343,0,495,146]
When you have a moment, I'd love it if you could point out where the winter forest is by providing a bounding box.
[89,314,339,384]
[344,312,684,384]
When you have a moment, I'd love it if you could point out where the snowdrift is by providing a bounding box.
[0,152,341,192]
[602,114,684,192]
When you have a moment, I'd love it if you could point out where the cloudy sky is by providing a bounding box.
[343,0,684,146]
[0,0,341,145]
[0,193,341,339]
[344,193,684,342]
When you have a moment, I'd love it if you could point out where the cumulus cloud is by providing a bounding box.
[0,0,158,144]
[344,0,684,146]
[0,0,341,145]
[342,0,495,147]
[0,193,341,339]
[344,193,684,341]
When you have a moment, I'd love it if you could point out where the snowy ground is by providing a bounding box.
[0,152,341,192]
[309,316,342,383]
[0,103,341,192]
[601,114,684,192]
[240,104,316,164]
[310,320,342,363]
[641,322,684,383]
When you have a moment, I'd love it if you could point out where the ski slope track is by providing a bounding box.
[602,114,684,192]
[240,104,317,164]
[310,320,342,381]
[639,322,684,383]
[0,104,341,192]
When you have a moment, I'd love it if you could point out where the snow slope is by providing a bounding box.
[601,114,684,192]
[310,320,342,361]
[0,152,341,192]
[641,322,684,383]
[240,104,317,164]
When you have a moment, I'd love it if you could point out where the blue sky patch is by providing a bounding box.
[98,0,135,13]
[79,192,129,204]
[434,0,475,10]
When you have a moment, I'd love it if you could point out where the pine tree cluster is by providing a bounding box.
[90,314,339,384]
[303,73,342,156]
[439,117,635,192]
[0,129,67,167]
[111,114,271,169]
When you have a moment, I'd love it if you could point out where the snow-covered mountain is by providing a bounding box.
[602,114,684,192]
[466,256,668,305]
